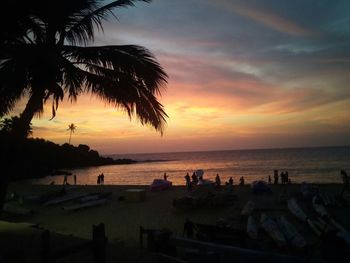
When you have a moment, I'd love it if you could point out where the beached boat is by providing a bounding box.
[241,201,255,216]
[312,196,329,218]
[44,192,87,205]
[62,198,108,212]
[79,192,112,203]
[150,179,172,191]
[260,213,287,247]
[287,198,321,236]
[276,216,307,248]
[247,215,258,239]
[3,203,33,215]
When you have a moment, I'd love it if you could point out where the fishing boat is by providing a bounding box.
[277,215,307,248]
[247,215,258,239]
[260,213,287,247]
[62,198,108,212]
[287,198,321,236]
[241,201,255,216]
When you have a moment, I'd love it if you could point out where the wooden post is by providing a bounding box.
[92,223,107,263]
[41,230,51,263]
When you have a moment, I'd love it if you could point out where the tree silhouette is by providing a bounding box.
[0,0,168,139]
[67,123,77,144]
[0,116,32,138]
[0,0,168,213]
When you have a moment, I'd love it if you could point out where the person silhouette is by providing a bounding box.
[341,170,349,197]
[215,174,221,187]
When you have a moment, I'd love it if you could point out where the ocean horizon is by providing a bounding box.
[34,145,350,186]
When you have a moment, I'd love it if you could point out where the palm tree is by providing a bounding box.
[67,123,77,144]
[0,0,168,213]
[0,0,168,139]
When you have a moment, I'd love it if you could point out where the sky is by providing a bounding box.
[16,0,350,154]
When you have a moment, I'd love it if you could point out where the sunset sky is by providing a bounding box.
[14,0,350,154]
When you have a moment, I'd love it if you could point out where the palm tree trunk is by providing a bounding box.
[13,90,45,138]
[69,130,72,144]
[0,90,45,214]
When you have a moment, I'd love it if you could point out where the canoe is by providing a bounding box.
[44,192,87,205]
[62,198,108,212]
[247,216,258,239]
[260,213,287,247]
[3,203,33,215]
[287,198,307,221]
[288,198,322,236]
[277,216,307,248]
[241,201,255,216]
[79,192,112,203]
[312,196,329,218]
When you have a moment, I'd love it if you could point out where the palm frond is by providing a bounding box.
[63,0,151,45]
[0,59,29,116]
[62,44,168,133]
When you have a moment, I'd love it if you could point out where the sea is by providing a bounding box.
[34,146,350,186]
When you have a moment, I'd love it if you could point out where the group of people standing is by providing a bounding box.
[97,173,105,185]
[184,172,202,190]
[184,172,245,190]
[270,170,291,185]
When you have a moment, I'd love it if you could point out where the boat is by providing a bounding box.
[44,192,87,205]
[288,198,321,236]
[150,179,172,191]
[276,216,307,248]
[312,196,329,218]
[260,213,287,247]
[247,216,258,239]
[241,201,255,216]
[79,192,112,203]
[3,203,33,215]
[287,198,307,221]
[62,198,108,212]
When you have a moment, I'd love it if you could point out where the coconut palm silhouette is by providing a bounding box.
[0,0,168,138]
[0,0,168,213]
[67,123,77,144]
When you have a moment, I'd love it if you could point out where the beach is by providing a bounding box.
[2,182,349,258]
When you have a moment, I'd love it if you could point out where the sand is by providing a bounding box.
[3,182,349,250]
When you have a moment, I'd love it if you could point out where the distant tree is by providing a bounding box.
[0,116,32,138]
[67,123,76,144]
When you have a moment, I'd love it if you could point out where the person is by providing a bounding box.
[228,177,233,185]
[274,170,279,184]
[285,171,289,185]
[191,172,198,185]
[215,174,221,187]
[97,174,101,185]
[63,174,68,185]
[341,170,349,197]
[73,174,77,185]
[239,176,245,185]
[184,173,192,191]
[183,218,196,238]
[163,173,168,181]
[268,175,272,184]
[100,173,105,185]
[280,171,285,185]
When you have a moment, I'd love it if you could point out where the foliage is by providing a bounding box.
[0,0,168,138]
[0,134,136,180]
[0,116,32,137]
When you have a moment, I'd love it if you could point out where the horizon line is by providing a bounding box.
[104,144,350,156]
